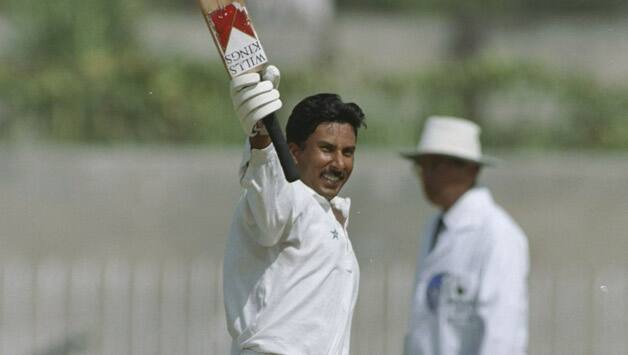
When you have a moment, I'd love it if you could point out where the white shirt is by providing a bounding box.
[224,142,360,355]
[405,187,529,355]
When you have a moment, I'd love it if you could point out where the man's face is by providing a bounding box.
[415,154,478,208]
[290,122,356,201]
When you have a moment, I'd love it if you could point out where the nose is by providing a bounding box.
[330,151,346,170]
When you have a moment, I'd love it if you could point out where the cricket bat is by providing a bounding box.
[198,0,300,182]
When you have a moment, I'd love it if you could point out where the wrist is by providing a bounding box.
[250,134,271,149]
[250,120,268,137]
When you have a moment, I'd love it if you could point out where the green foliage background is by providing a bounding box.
[1,0,628,149]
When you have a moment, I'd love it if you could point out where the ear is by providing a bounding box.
[464,164,481,185]
[288,142,301,165]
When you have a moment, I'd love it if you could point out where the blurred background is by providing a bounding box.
[1,0,628,354]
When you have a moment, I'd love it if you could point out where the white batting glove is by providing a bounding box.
[230,65,282,136]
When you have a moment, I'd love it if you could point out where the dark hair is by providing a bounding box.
[286,93,366,146]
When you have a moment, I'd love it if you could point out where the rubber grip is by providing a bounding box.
[262,113,300,182]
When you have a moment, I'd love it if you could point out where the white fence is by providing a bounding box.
[2,258,627,355]
[0,258,227,355]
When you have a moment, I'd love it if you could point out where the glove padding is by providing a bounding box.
[230,65,282,136]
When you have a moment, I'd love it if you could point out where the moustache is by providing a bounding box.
[321,168,346,180]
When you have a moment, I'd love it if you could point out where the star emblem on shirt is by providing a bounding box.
[331,230,339,239]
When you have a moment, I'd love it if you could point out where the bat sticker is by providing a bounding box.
[207,3,268,77]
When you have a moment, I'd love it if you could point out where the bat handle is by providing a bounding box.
[262,113,300,182]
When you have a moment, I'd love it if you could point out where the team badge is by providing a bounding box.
[426,272,448,313]
[331,230,339,239]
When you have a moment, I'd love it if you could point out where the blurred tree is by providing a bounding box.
[519,0,627,14]
[338,0,627,14]
[247,0,336,67]
[1,0,238,143]
[2,0,627,148]
[7,0,139,63]
[3,0,142,141]
[340,0,627,127]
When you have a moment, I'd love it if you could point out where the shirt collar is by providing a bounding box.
[442,186,493,230]
[298,181,352,226]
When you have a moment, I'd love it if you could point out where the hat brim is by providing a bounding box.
[399,150,498,167]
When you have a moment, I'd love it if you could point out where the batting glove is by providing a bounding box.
[230,65,282,136]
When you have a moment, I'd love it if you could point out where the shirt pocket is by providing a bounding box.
[442,273,478,325]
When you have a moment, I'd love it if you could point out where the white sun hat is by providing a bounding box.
[401,116,496,165]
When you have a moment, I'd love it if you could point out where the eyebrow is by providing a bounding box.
[317,140,335,147]
[317,140,356,150]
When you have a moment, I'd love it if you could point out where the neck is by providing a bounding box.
[333,207,346,226]
[440,185,473,211]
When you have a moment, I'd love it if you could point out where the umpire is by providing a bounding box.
[401,116,530,355]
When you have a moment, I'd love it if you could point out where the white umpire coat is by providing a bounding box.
[223,142,360,355]
[404,187,529,355]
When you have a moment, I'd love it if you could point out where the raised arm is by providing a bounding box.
[231,65,296,247]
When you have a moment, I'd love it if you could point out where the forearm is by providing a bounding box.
[241,144,294,246]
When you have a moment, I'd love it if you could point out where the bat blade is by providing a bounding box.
[198,0,300,182]
[199,0,268,78]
